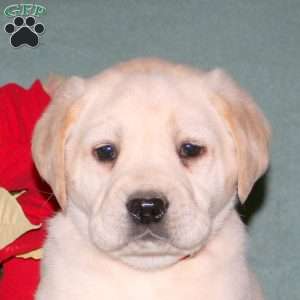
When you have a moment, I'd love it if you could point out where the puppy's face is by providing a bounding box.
[32,59,270,270]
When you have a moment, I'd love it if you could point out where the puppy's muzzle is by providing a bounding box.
[126,191,169,225]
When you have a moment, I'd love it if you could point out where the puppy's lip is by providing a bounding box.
[133,228,168,242]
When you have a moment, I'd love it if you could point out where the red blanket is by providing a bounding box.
[0,81,59,299]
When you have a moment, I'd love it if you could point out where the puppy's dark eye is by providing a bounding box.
[94,144,117,162]
[179,143,206,159]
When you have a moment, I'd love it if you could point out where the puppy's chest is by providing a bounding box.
[51,259,237,300]
[56,276,209,300]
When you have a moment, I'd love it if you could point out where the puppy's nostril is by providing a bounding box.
[126,197,168,225]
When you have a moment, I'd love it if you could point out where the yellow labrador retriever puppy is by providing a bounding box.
[32,58,271,300]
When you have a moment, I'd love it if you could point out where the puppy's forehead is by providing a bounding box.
[83,72,218,131]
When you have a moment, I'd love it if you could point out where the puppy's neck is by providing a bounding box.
[66,200,91,241]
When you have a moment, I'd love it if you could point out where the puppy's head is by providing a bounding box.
[32,58,271,270]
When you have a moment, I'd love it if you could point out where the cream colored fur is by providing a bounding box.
[32,58,270,300]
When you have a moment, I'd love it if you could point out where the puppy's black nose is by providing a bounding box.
[126,193,169,225]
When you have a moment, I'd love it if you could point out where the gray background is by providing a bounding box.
[1,1,299,299]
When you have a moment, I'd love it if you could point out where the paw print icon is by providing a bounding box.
[4,16,45,48]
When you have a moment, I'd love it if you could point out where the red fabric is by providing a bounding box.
[0,81,59,299]
[0,227,46,263]
[0,259,40,300]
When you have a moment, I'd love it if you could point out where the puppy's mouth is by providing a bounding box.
[111,227,192,270]
[115,227,188,257]
[132,228,168,243]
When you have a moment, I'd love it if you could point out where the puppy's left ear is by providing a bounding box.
[204,69,271,203]
[32,76,85,209]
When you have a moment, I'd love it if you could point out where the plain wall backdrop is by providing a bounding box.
[1,1,299,299]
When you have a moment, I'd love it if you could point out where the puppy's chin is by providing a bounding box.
[117,254,182,270]
[108,238,194,270]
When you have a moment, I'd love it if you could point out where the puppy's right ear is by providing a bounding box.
[42,74,67,97]
[32,76,85,209]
